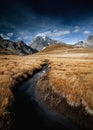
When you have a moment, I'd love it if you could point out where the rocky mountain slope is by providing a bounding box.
[75,35,93,47]
[0,36,37,55]
[29,36,57,51]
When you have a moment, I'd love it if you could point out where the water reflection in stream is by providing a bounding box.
[13,66,78,130]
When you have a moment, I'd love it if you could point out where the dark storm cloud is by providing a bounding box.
[0,0,93,43]
[19,0,93,19]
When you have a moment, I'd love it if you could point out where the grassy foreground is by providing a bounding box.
[0,44,93,129]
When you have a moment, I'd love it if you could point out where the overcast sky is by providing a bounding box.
[0,0,93,44]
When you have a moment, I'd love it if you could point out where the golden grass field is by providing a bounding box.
[0,44,93,129]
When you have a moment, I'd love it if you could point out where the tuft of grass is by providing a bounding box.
[0,54,46,129]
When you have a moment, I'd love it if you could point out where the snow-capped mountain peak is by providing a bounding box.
[29,36,57,51]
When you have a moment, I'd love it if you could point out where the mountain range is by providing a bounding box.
[0,35,93,55]
[0,36,37,55]
[75,35,93,47]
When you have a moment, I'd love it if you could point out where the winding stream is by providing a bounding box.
[13,66,81,130]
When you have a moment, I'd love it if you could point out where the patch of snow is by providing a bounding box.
[42,47,46,50]
[42,36,46,39]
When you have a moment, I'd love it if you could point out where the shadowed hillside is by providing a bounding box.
[0,36,37,55]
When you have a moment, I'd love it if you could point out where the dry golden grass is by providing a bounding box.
[48,56,93,110]
[35,49,93,129]
[0,45,93,129]
[39,43,93,54]
[0,54,46,108]
[0,54,47,129]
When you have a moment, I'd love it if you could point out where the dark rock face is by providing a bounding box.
[29,36,57,51]
[87,35,93,41]
[0,37,37,55]
[86,35,93,47]
[75,35,93,48]
[75,41,84,47]
[0,36,3,40]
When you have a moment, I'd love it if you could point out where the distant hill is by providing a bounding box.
[0,36,37,55]
[75,35,93,47]
[39,43,75,54]
[29,36,57,51]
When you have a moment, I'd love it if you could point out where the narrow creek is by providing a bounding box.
[12,65,80,130]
